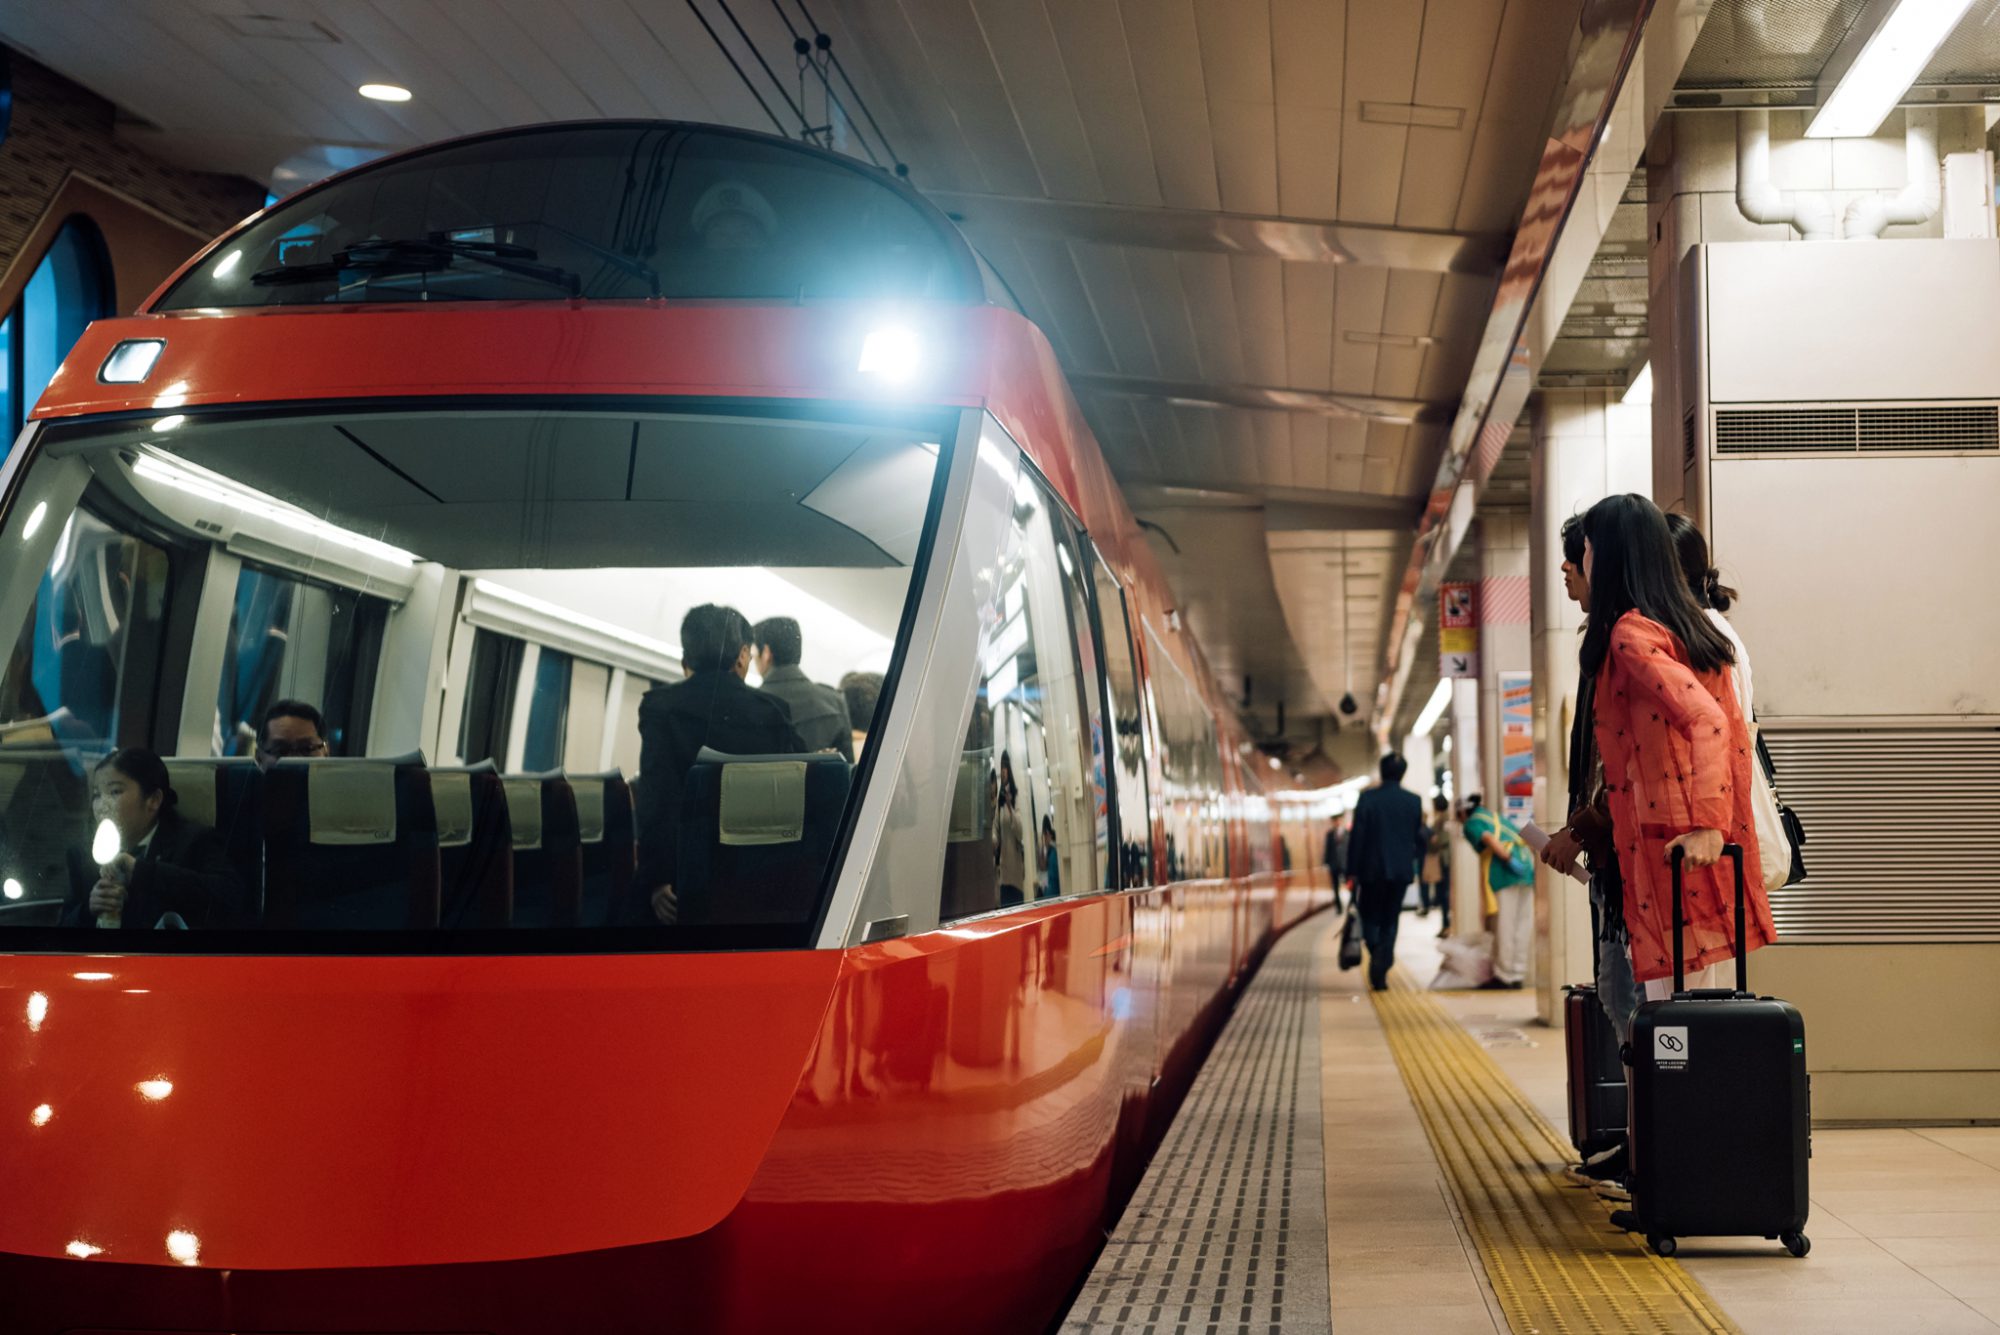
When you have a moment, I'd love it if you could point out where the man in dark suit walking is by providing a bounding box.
[1345,752,1428,991]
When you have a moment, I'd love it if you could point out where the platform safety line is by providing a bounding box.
[1368,971,1743,1335]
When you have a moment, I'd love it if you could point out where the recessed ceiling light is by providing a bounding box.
[358,83,412,103]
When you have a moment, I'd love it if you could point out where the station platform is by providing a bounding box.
[1062,912,2000,1335]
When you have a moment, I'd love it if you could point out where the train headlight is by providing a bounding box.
[858,325,921,384]
[99,339,166,384]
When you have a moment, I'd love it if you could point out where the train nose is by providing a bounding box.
[0,949,840,1272]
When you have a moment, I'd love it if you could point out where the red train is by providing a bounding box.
[0,122,1336,1333]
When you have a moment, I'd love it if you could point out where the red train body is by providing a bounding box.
[0,123,1334,1333]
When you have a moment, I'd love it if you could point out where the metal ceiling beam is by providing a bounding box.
[926,190,1510,276]
[1073,372,1451,426]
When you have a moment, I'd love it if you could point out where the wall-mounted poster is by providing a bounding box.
[1499,670,1533,827]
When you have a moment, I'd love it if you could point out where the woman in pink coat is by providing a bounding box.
[1581,494,1774,991]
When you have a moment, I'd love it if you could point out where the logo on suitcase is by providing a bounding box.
[1654,1026,1689,1070]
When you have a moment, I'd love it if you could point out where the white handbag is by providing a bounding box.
[1746,721,1793,894]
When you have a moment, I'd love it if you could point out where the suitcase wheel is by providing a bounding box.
[1783,1231,1810,1258]
[1649,1234,1677,1258]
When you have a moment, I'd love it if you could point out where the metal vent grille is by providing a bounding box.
[1715,407,1857,454]
[1858,405,2000,452]
[1765,727,2000,944]
[1715,404,2000,456]
[1682,408,1697,470]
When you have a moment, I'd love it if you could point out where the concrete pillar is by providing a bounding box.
[1448,660,1483,939]
[1527,390,1652,1022]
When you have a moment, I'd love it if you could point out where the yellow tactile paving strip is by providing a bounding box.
[1371,971,1744,1335]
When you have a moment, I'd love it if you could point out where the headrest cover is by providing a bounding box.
[163,762,219,828]
[307,764,398,846]
[719,761,808,846]
[431,772,475,848]
[571,779,605,844]
[502,777,543,851]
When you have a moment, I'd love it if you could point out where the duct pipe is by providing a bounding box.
[1736,109,1837,239]
[1846,109,1941,239]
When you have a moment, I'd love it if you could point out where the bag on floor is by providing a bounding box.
[1430,933,1494,990]
[1337,907,1363,971]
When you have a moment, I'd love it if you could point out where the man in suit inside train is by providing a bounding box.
[1345,752,1428,992]
[631,604,805,926]
[752,616,854,763]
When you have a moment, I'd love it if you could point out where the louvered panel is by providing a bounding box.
[1713,407,1855,454]
[1857,405,2000,452]
[1681,408,1696,470]
[1714,403,2000,456]
[1763,728,2000,944]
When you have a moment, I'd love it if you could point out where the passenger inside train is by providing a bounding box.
[57,747,244,930]
[0,401,941,945]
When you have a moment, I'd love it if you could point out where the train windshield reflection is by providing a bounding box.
[0,404,946,948]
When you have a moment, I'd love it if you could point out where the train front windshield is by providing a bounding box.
[0,404,943,949]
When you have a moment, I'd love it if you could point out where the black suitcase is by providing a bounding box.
[1564,982,1627,1159]
[1627,844,1810,1258]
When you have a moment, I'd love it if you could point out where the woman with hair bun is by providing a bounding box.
[60,747,244,929]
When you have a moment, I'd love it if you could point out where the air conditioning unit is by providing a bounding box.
[1666,239,2000,948]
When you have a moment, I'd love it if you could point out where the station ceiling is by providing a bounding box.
[16,2,1996,770]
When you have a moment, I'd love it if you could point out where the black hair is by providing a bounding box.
[751,616,803,668]
[1561,514,1586,568]
[998,749,1018,807]
[1432,794,1450,813]
[1578,494,1735,678]
[1379,752,1408,783]
[680,604,752,674]
[261,698,324,742]
[94,747,178,812]
[840,670,883,732]
[1464,792,1483,810]
[1663,513,1738,613]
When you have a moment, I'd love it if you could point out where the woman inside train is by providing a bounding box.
[59,748,245,931]
[1580,494,1775,998]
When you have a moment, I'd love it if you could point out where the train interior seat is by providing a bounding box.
[567,771,635,928]
[503,774,583,928]
[432,762,514,929]
[162,756,265,924]
[676,747,852,927]
[262,754,440,929]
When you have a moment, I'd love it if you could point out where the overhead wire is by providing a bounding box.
[714,0,815,141]
[765,0,885,168]
[684,0,787,138]
[789,0,910,177]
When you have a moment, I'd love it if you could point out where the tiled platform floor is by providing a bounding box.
[1068,908,2000,1334]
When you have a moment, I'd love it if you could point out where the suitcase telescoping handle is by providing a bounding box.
[1668,842,1748,996]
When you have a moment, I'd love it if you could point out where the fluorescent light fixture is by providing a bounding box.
[470,579,680,661]
[857,325,921,382]
[133,453,418,568]
[359,82,413,102]
[2,878,21,900]
[1412,677,1454,736]
[1623,361,1653,405]
[99,339,165,384]
[211,249,244,280]
[21,501,47,541]
[1808,0,1975,138]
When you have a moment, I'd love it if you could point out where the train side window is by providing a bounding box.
[0,506,172,750]
[1143,625,1223,882]
[1090,553,1151,890]
[215,563,387,757]
[458,630,526,767]
[938,468,1096,920]
[518,647,572,773]
[1048,514,1112,895]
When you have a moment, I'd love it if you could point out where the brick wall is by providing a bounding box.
[0,50,263,284]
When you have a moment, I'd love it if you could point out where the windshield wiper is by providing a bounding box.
[252,236,583,296]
